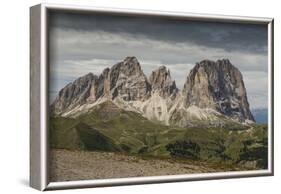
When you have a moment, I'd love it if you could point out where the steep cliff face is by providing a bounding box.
[51,57,255,126]
[149,66,178,98]
[182,59,254,123]
[51,73,98,114]
[109,56,151,101]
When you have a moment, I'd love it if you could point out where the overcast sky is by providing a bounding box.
[49,11,268,109]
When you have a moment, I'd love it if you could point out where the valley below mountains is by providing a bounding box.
[50,57,268,181]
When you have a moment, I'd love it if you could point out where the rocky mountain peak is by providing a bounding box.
[191,59,234,71]
[123,56,139,64]
[149,66,178,98]
[118,56,142,76]
[109,57,151,101]
[51,72,99,114]
[183,59,254,123]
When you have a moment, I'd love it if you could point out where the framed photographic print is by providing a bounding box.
[30,3,274,191]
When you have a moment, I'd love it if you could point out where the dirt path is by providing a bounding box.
[50,149,241,182]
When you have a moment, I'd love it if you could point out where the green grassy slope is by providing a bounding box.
[50,101,268,169]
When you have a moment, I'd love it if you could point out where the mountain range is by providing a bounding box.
[50,57,267,169]
[51,56,255,126]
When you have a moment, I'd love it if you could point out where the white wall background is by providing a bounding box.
[0,0,279,193]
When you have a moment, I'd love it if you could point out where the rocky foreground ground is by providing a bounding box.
[50,149,244,182]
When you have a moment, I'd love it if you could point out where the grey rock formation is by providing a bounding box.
[182,59,255,123]
[109,56,151,101]
[51,73,98,114]
[95,67,110,98]
[149,66,178,98]
[51,57,151,115]
[51,57,255,125]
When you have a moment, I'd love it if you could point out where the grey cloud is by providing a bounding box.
[49,28,268,72]
[49,11,268,54]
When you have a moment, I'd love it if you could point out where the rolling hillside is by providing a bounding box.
[50,100,268,169]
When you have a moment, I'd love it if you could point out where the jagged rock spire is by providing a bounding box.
[149,66,178,98]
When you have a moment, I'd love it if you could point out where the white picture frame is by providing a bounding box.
[30,3,274,191]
